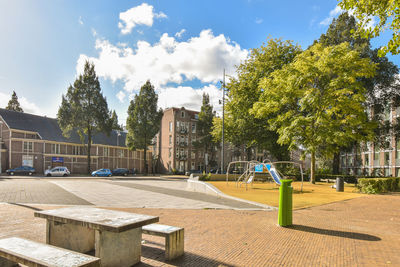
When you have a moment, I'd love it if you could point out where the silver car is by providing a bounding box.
[44,167,70,177]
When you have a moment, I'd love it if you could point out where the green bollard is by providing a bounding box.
[278,179,293,227]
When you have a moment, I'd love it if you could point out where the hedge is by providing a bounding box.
[357,177,400,194]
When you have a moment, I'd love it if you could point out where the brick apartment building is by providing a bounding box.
[0,108,151,174]
[157,107,204,173]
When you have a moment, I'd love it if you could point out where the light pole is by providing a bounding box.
[221,69,225,174]
[0,121,3,174]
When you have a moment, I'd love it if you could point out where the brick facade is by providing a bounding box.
[0,113,151,174]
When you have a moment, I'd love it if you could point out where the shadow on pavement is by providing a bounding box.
[9,203,43,211]
[140,245,235,267]
[290,224,381,241]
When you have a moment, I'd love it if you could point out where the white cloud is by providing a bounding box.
[320,6,342,26]
[78,16,83,25]
[157,84,223,114]
[255,18,263,24]
[76,29,248,93]
[0,92,43,115]
[118,3,167,35]
[116,90,126,103]
[175,29,186,38]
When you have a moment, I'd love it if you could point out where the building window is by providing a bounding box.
[169,121,172,132]
[191,152,195,159]
[176,135,180,145]
[195,114,199,120]
[191,136,196,145]
[181,111,185,118]
[51,143,60,154]
[22,155,34,167]
[384,152,391,166]
[374,152,380,167]
[72,146,82,155]
[23,141,33,153]
[191,162,195,170]
[192,123,196,133]
[169,148,172,158]
[169,135,172,145]
[104,147,109,157]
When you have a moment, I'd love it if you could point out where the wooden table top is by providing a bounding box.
[34,207,159,232]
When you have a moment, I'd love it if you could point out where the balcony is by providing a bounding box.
[179,155,187,161]
[179,142,188,147]
[179,128,188,134]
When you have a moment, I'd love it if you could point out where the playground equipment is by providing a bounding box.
[225,160,304,192]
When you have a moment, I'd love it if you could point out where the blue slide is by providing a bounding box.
[265,164,282,185]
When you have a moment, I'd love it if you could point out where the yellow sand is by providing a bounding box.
[209,181,363,209]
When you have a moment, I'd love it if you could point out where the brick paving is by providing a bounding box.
[0,193,399,266]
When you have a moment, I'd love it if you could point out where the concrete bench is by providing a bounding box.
[0,237,100,267]
[142,224,184,260]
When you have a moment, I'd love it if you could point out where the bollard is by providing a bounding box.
[278,179,293,227]
[336,177,344,192]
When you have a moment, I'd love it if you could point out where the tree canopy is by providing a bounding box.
[58,61,112,173]
[126,80,162,174]
[6,91,23,112]
[212,38,302,161]
[338,0,400,56]
[252,43,376,183]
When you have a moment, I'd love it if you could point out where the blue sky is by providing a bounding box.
[0,0,398,124]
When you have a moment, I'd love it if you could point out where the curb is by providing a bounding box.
[186,179,276,210]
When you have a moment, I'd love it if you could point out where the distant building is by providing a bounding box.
[0,109,151,174]
[339,104,400,177]
[157,107,204,173]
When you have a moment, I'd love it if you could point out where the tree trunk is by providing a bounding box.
[332,152,340,175]
[310,151,316,184]
[144,146,147,175]
[87,130,91,174]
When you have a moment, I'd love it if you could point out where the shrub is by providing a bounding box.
[199,173,211,181]
[357,177,400,194]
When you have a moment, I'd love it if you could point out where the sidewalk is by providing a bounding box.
[0,193,399,266]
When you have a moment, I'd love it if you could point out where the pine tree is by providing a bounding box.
[6,91,23,112]
[57,61,112,174]
[111,110,123,131]
[126,81,163,174]
[195,93,217,172]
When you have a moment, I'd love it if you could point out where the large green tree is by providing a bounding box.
[252,43,376,183]
[6,91,23,112]
[58,61,112,174]
[126,80,162,174]
[195,93,217,172]
[338,0,400,56]
[212,38,302,161]
[317,12,399,173]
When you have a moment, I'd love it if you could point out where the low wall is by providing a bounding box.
[186,178,222,197]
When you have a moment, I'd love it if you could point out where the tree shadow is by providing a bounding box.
[139,245,235,267]
[289,224,381,241]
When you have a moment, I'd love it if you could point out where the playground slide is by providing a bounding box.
[265,164,282,185]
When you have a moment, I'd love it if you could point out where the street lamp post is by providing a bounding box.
[221,69,225,174]
[0,121,3,174]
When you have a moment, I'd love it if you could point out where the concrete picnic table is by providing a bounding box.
[34,206,159,267]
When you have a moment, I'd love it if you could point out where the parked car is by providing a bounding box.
[91,169,112,177]
[6,166,36,176]
[44,167,70,177]
[112,168,129,176]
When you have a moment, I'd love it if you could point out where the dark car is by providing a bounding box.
[6,166,36,176]
[112,168,129,176]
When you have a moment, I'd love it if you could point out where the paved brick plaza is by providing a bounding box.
[0,177,399,266]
